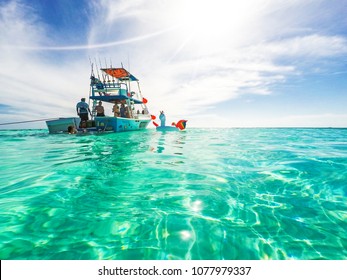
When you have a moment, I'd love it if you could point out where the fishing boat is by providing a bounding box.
[46,66,152,134]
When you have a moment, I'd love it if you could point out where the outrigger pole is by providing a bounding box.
[89,57,95,77]
[94,58,101,81]
[0,118,61,126]
[104,58,111,83]
[99,57,106,83]
[109,58,115,85]
[88,57,93,108]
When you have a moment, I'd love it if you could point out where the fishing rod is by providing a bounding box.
[88,57,96,112]
[104,57,111,83]
[94,58,101,81]
[98,57,106,84]
[88,56,94,74]
[110,58,116,85]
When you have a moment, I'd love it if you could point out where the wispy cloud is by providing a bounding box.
[256,34,347,58]
[2,25,179,51]
[0,0,346,128]
[0,0,45,48]
[0,104,15,115]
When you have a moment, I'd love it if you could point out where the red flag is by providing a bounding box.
[151,115,156,120]
[153,121,159,127]
[142,97,148,104]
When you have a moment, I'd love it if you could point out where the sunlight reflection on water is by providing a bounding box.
[0,128,346,259]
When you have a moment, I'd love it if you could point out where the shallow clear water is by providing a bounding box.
[0,128,346,260]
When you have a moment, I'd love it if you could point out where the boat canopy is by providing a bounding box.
[101,68,138,81]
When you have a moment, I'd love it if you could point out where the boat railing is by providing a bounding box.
[92,83,144,100]
[131,91,141,100]
[92,81,131,96]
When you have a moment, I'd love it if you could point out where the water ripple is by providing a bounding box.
[0,128,346,259]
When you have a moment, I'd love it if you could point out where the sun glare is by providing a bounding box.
[178,0,259,48]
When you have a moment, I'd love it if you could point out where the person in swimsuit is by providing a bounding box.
[112,102,120,117]
[95,101,105,116]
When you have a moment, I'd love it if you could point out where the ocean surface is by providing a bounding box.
[0,128,346,260]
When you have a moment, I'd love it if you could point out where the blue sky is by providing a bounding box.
[0,0,346,128]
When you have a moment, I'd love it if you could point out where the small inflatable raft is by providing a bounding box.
[156,126,180,131]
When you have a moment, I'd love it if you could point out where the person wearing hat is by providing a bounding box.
[76,98,91,123]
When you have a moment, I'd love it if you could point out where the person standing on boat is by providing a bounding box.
[159,111,166,127]
[120,103,126,118]
[76,98,91,121]
[95,101,105,116]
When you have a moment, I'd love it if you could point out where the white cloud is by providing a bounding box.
[0,0,45,48]
[250,113,347,128]
[188,113,347,128]
[255,34,347,58]
[0,0,346,128]
[0,1,93,126]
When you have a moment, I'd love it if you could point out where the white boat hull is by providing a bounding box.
[46,118,80,134]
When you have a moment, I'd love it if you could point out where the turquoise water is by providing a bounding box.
[0,128,346,260]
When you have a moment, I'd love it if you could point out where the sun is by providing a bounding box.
[174,0,260,51]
